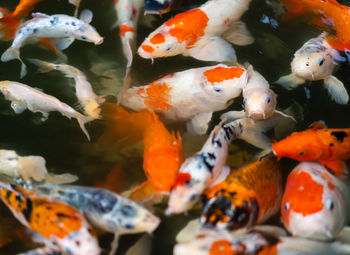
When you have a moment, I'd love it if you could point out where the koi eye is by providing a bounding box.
[284,202,290,211]
[265,96,270,103]
[242,103,245,111]
[326,199,334,210]
[163,44,171,51]
[318,58,324,66]
[298,149,306,156]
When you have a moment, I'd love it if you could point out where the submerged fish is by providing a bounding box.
[138,0,253,62]
[0,182,100,255]
[276,32,348,105]
[282,161,350,240]
[201,155,282,231]
[1,10,103,78]
[0,81,92,140]
[28,59,105,119]
[272,121,350,177]
[144,0,182,15]
[0,149,77,184]
[166,120,243,215]
[121,64,248,135]
[34,183,160,254]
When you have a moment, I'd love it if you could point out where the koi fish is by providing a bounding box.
[121,64,248,135]
[138,0,254,62]
[0,149,78,184]
[166,120,244,215]
[174,230,350,255]
[282,161,350,240]
[0,81,92,140]
[276,33,348,105]
[201,155,282,231]
[222,65,293,121]
[33,183,160,255]
[0,182,100,255]
[272,121,350,177]
[1,10,103,78]
[144,0,182,15]
[28,59,105,119]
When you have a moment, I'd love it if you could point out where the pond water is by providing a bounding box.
[0,0,349,254]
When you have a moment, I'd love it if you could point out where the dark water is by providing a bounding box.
[0,0,349,254]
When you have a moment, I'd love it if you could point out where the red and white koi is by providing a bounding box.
[276,32,348,104]
[0,182,100,255]
[0,149,77,184]
[28,59,105,119]
[1,10,103,78]
[121,64,248,135]
[281,162,350,240]
[0,81,92,140]
[166,120,243,215]
[138,0,254,62]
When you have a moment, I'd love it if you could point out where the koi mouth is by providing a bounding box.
[95,38,104,45]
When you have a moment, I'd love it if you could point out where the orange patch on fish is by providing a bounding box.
[326,36,350,51]
[282,170,324,225]
[165,8,209,47]
[139,82,171,110]
[120,24,134,37]
[209,240,234,255]
[204,67,245,85]
[150,33,165,44]
[141,44,155,53]
[174,173,191,188]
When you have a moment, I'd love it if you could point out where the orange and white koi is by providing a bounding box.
[272,122,350,177]
[1,10,103,78]
[121,64,248,135]
[0,149,78,184]
[174,230,350,255]
[34,183,160,254]
[166,120,243,215]
[138,0,253,62]
[28,59,105,119]
[281,162,350,240]
[0,182,100,255]
[201,155,282,231]
[276,32,348,105]
[0,81,92,140]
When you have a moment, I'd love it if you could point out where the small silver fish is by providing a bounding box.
[0,81,92,140]
[1,9,103,78]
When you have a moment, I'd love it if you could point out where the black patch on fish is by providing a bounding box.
[200,153,214,173]
[120,205,136,217]
[201,196,232,228]
[56,212,72,219]
[261,232,280,246]
[87,189,117,214]
[5,190,11,201]
[331,131,348,143]
[15,195,21,202]
[22,197,33,222]
[213,139,222,148]
[250,198,259,227]
[50,16,59,26]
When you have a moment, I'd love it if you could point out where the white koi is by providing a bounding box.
[276,32,348,104]
[138,0,254,62]
[1,9,103,78]
[0,81,92,140]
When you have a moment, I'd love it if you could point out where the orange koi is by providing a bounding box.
[201,155,282,231]
[0,0,44,40]
[0,182,100,254]
[272,122,350,177]
[279,0,350,51]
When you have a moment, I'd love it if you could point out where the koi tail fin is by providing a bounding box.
[0,14,20,41]
[27,58,55,73]
[1,47,27,78]
[75,112,93,141]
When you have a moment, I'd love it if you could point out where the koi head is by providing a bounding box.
[281,162,347,240]
[243,88,277,120]
[74,21,104,45]
[272,130,325,161]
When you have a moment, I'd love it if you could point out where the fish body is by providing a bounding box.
[144,0,182,15]
[29,59,104,119]
[138,0,253,62]
[0,182,100,255]
[201,155,282,231]
[281,162,350,240]
[272,123,350,177]
[1,10,103,77]
[121,64,248,135]
[166,120,244,214]
[276,33,348,105]
[0,81,92,140]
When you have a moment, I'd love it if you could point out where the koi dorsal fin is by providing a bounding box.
[308,120,327,130]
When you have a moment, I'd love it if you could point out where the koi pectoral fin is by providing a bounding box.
[220,110,246,122]
[222,20,254,46]
[186,112,213,136]
[184,37,237,62]
[275,73,305,90]
[10,101,27,114]
[320,160,348,178]
[323,75,349,105]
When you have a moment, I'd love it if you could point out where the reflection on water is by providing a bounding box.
[0,0,349,254]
